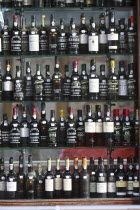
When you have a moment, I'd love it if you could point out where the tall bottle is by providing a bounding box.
[11,15,21,55]
[48,110,58,147]
[33,64,44,101]
[6,157,17,199]
[113,109,122,146]
[80,64,88,100]
[35,163,44,199]
[29,16,39,55]
[39,103,48,147]
[54,158,63,199]
[79,13,88,54]
[72,157,80,198]
[44,158,54,199]
[0,63,2,101]
[0,158,6,199]
[118,18,127,53]
[96,157,107,198]
[95,105,103,146]
[133,159,139,197]
[62,65,71,101]
[70,61,81,101]
[58,110,66,146]
[98,13,107,54]
[17,155,25,199]
[118,60,128,99]
[9,107,20,148]
[20,106,30,147]
[96,0,105,6]
[127,16,136,53]
[89,157,97,198]
[63,157,72,198]
[88,59,99,100]
[99,65,108,100]
[133,109,139,146]
[29,107,40,147]
[84,105,95,147]
[68,18,79,54]
[14,66,24,101]
[24,61,34,101]
[34,0,44,7]
[44,0,51,7]
[107,157,116,198]
[107,12,119,53]
[66,107,77,147]
[44,65,53,101]
[76,110,85,147]
[88,17,99,54]
[58,19,68,54]
[39,15,49,55]
[126,157,134,197]
[1,19,10,55]
[1,114,10,147]
[49,14,58,54]
[53,0,65,7]
[122,109,132,146]
[21,17,29,55]
[127,63,136,99]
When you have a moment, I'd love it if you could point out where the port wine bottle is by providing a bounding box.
[72,157,80,198]
[63,158,72,198]
[54,158,63,199]
[1,114,10,147]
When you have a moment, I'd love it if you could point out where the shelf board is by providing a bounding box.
[0,198,139,206]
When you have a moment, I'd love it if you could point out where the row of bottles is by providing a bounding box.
[0,13,136,55]
[1,58,136,101]
[0,155,139,200]
[0,103,139,148]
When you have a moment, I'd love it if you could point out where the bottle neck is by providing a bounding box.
[9,163,14,173]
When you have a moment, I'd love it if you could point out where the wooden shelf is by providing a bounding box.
[0,198,139,206]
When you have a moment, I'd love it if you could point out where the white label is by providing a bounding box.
[127,181,133,191]
[117,192,126,196]
[88,36,99,52]
[65,0,74,2]
[99,34,107,44]
[97,182,107,193]
[108,182,116,193]
[103,122,114,133]
[90,182,97,193]
[0,181,6,191]
[79,34,88,44]
[85,122,95,133]
[29,35,39,52]
[7,182,17,192]
[89,79,99,93]
[45,179,54,192]
[108,46,118,49]
[133,182,139,188]
[20,128,29,138]
[107,33,118,41]
[2,81,13,91]
[63,179,72,191]
[54,178,62,190]
[0,38,2,52]
[95,122,103,133]
[118,80,128,96]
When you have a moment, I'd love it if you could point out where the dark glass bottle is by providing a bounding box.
[72,157,80,198]
[53,0,65,7]
[2,0,12,7]
[98,13,107,54]
[11,15,21,55]
[99,65,108,100]
[80,64,88,100]
[70,61,81,101]
[34,0,44,7]
[89,157,97,198]
[126,157,134,197]
[84,105,95,147]
[95,105,103,146]
[44,65,53,101]
[68,18,79,54]
[103,104,114,147]
[107,157,116,198]
[79,13,88,54]
[44,158,54,199]
[29,16,39,55]
[118,60,128,99]
[96,157,107,198]
[0,158,6,199]
[125,0,135,6]
[96,0,105,6]
[88,59,99,100]
[118,18,127,53]
[1,19,10,55]
[127,63,136,100]
[33,64,44,101]
[66,107,77,147]
[21,17,29,55]
[0,63,2,101]
[44,0,52,7]
[127,16,136,53]
[39,15,49,55]
[1,114,10,147]
[13,66,24,101]
[6,157,17,199]
[20,106,30,147]
[26,155,36,199]
[35,163,44,199]
[88,17,99,54]
[29,107,40,147]
[24,61,34,101]
[65,0,74,6]
[133,109,139,146]
[58,110,66,146]
[48,110,58,147]
[49,14,58,54]
[9,107,20,148]
[133,160,139,197]
[108,58,118,100]
[122,109,132,146]
[23,0,33,7]
[54,158,63,199]
[62,65,71,101]
[113,109,122,146]
[63,158,72,198]
[58,19,68,55]
[52,57,63,101]
[17,155,25,199]
[2,60,13,101]
[39,103,48,147]
[74,0,84,7]
[113,0,124,6]
[107,12,119,54]
[76,110,85,147]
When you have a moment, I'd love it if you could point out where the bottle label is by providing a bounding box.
[133,181,139,188]
[48,127,57,145]
[97,182,107,193]
[1,130,10,143]
[65,0,74,3]
[34,81,44,97]
[66,127,77,144]
[21,33,28,52]
[68,35,79,52]
[85,122,95,133]
[14,80,24,100]
[10,128,20,145]
[39,34,48,52]
[108,182,116,193]
[108,79,118,97]
[122,126,131,143]
[79,34,88,44]
[2,81,13,91]
[20,128,30,138]
[88,36,99,52]
[103,122,114,133]
[99,34,107,44]
[118,79,128,96]
[116,181,127,188]
[107,33,118,41]
[44,81,52,98]
[90,182,97,193]
[99,80,108,98]
[45,179,54,192]
[2,35,10,52]
[71,81,81,97]
[89,79,99,93]
[63,179,72,191]
[30,128,40,144]
[11,34,21,52]
[29,35,39,52]
[119,32,127,50]
[0,181,6,191]
[95,122,103,133]
[127,181,133,191]
[54,178,62,190]
[23,0,32,5]
[24,80,33,97]
[127,32,136,52]
[63,81,71,97]
[58,36,68,52]
[7,181,17,192]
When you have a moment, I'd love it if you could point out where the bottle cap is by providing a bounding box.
[113,109,119,117]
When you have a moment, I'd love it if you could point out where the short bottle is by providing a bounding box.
[54,158,63,199]
[72,157,80,198]
[17,155,25,199]
[63,157,72,198]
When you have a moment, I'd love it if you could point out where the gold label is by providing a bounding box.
[110,60,115,69]
[116,181,127,188]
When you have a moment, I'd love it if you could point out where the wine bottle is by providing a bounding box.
[89,157,97,198]
[122,109,132,146]
[99,65,108,100]
[58,110,66,146]
[44,65,53,101]
[17,155,25,199]
[62,65,71,101]
[1,114,10,147]
[107,157,116,198]
[133,159,139,197]
[13,66,24,101]
[98,13,107,54]
[48,110,58,147]
[80,64,88,100]
[39,15,49,55]
[95,105,103,146]
[21,17,29,55]
[54,158,63,199]
[58,19,68,54]
[24,61,34,101]
[35,163,44,199]
[72,157,80,198]
[63,158,72,198]
[1,19,10,55]
[79,13,88,54]
[49,14,58,54]
[11,15,21,55]
[127,63,136,100]
[39,103,48,147]
[127,16,136,53]
[76,110,85,147]
[29,16,39,55]
[68,18,79,54]
[113,109,122,146]
[118,18,127,53]
[126,157,134,197]
[0,158,6,199]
